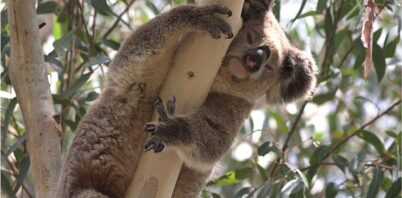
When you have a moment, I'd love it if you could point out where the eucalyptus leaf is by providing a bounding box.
[357,130,385,154]
[367,168,383,198]
[37,1,59,14]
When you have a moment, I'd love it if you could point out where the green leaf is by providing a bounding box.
[1,34,9,51]
[295,169,309,188]
[256,164,268,181]
[372,43,386,82]
[290,0,307,23]
[367,168,383,198]
[13,156,30,193]
[272,0,281,20]
[385,178,401,198]
[310,145,330,165]
[1,172,16,198]
[37,1,59,14]
[373,29,382,42]
[5,134,27,156]
[83,54,111,68]
[280,179,304,197]
[384,36,400,58]
[316,0,327,13]
[325,182,338,198]
[102,39,121,50]
[312,92,335,105]
[235,187,252,198]
[332,154,348,172]
[1,98,17,145]
[385,131,398,138]
[89,0,111,15]
[334,29,349,50]
[357,130,385,154]
[53,31,74,56]
[60,73,92,99]
[270,112,288,133]
[294,11,318,20]
[208,167,252,186]
[86,91,99,101]
[258,141,278,156]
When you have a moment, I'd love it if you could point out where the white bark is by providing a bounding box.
[125,0,244,197]
[7,0,62,197]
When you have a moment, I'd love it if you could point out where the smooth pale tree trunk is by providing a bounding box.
[7,0,62,197]
[125,0,244,197]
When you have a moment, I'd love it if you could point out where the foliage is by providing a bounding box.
[1,0,401,197]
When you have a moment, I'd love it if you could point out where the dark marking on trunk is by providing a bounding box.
[187,71,194,79]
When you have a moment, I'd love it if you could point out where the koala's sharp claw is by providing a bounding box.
[154,144,165,153]
[144,141,156,152]
[154,97,163,105]
[144,123,157,133]
[227,32,234,39]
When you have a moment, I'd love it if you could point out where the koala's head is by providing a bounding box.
[215,0,317,104]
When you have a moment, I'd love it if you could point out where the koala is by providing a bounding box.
[145,1,317,197]
[56,0,317,198]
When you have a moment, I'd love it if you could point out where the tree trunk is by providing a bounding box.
[7,1,62,197]
[125,0,244,197]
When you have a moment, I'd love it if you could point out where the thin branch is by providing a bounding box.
[323,99,401,160]
[299,99,401,172]
[102,0,137,40]
[270,101,308,177]
[337,45,354,68]
[282,101,308,153]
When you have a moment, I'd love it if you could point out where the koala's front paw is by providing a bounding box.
[188,4,234,39]
[144,96,178,153]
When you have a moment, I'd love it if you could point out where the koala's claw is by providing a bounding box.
[154,144,165,153]
[144,123,157,134]
[144,141,156,152]
[227,32,234,39]
[144,138,165,153]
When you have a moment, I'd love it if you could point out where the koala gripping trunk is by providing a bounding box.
[125,0,244,197]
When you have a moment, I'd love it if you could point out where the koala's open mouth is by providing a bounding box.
[228,47,270,79]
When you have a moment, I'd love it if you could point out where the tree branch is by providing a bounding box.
[7,0,62,197]
[323,99,401,160]
[125,1,244,197]
[102,0,137,40]
[299,99,401,172]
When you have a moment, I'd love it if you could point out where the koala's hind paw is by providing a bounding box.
[144,96,178,153]
[154,96,176,121]
[144,136,165,153]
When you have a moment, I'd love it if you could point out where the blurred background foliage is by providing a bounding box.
[0,0,401,197]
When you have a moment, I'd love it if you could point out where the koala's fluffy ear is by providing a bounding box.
[266,48,317,104]
[242,0,274,20]
[247,0,274,11]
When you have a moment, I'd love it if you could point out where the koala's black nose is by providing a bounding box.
[281,54,296,77]
[243,47,270,73]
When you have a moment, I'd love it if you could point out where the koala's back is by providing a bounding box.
[57,89,155,197]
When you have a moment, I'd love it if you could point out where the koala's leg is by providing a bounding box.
[143,93,253,197]
[107,4,234,97]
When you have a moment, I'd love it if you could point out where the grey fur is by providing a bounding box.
[57,1,317,197]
